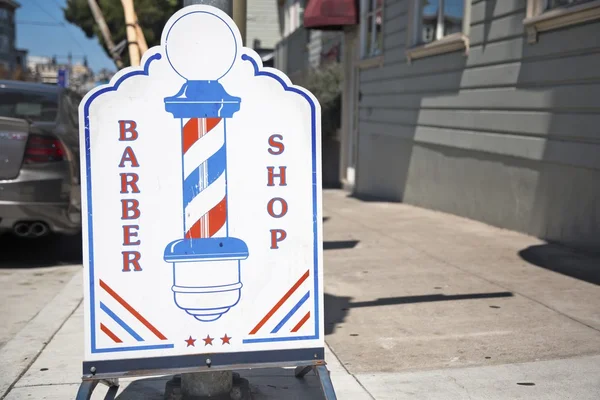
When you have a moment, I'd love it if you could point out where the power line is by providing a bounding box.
[16,20,64,26]
[31,0,87,55]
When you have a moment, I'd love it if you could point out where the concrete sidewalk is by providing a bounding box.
[2,189,600,399]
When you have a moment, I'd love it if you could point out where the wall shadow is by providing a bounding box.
[0,233,82,268]
[518,18,600,251]
[353,26,467,203]
[324,290,513,335]
[519,243,600,286]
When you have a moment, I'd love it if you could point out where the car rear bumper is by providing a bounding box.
[0,201,81,234]
[0,162,81,235]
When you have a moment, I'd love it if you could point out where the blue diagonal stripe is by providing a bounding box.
[183,145,227,207]
[271,292,310,334]
[100,302,143,342]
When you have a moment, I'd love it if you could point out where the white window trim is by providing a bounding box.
[283,0,305,37]
[405,0,471,62]
[524,0,600,43]
[359,0,385,62]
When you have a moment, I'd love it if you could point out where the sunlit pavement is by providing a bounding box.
[2,190,600,399]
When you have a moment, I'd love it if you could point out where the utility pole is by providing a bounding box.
[87,0,123,68]
[134,13,149,56]
[121,0,140,66]
[233,0,247,46]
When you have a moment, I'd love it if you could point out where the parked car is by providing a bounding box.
[0,80,82,238]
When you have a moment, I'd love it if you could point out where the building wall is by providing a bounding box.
[0,4,16,69]
[274,26,309,82]
[355,0,600,251]
[247,0,281,49]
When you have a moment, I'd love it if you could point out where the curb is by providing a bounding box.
[0,269,83,399]
[325,342,374,399]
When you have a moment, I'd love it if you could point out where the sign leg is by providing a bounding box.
[75,380,98,400]
[315,365,337,400]
[75,379,119,400]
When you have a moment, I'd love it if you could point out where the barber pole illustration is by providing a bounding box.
[162,11,248,322]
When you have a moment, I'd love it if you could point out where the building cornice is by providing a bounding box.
[0,0,20,10]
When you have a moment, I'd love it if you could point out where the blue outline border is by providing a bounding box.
[240,54,320,344]
[84,53,173,353]
[84,51,321,354]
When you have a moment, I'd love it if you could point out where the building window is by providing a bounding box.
[0,34,9,54]
[284,0,305,36]
[0,9,11,22]
[525,0,600,43]
[359,0,383,59]
[406,0,469,61]
[547,0,595,9]
[418,0,464,44]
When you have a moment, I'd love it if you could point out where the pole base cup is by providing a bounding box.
[164,237,249,322]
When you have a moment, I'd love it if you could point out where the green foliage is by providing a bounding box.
[303,63,343,139]
[64,0,182,68]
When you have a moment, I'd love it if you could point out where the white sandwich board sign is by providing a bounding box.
[79,5,324,380]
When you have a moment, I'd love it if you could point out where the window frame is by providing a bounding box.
[359,0,385,62]
[283,0,305,36]
[524,0,600,43]
[405,0,471,62]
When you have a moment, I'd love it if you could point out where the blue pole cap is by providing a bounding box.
[164,80,241,119]
[164,237,249,263]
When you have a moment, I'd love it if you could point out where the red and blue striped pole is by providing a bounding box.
[162,11,249,321]
[181,117,228,239]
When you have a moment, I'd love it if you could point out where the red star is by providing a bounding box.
[185,336,196,347]
[203,335,214,346]
[221,334,231,345]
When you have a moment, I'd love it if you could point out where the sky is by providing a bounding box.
[15,0,115,73]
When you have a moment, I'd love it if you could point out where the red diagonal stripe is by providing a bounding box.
[183,117,222,153]
[99,280,167,340]
[291,311,311,333]
[186,196,227,239]
[249,270,310,335]
[208,197,227,237]
[182,118,199,154]
[100,323,122,343]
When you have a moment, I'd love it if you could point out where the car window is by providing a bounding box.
[63,91,81,128]
[0,89,59,122]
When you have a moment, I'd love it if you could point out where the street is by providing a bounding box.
[1,190,599,399]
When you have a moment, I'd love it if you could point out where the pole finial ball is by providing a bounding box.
[165,11,237,81]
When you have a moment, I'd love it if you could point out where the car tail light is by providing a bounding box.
[23,133,65,164]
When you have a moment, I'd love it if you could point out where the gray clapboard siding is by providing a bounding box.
[308,30,323,68]
[360,84,600,112]
[362,22,600,82]
[358,123,600,171]
[361,51,600,94]
[385,11,409,34]
[471,0,526,25]
[384,28,406,50]
[384,0,408,21]
[469,12,526,46]
[359,108,600,143]
[355,0,600,249]
[247,0,281,49]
